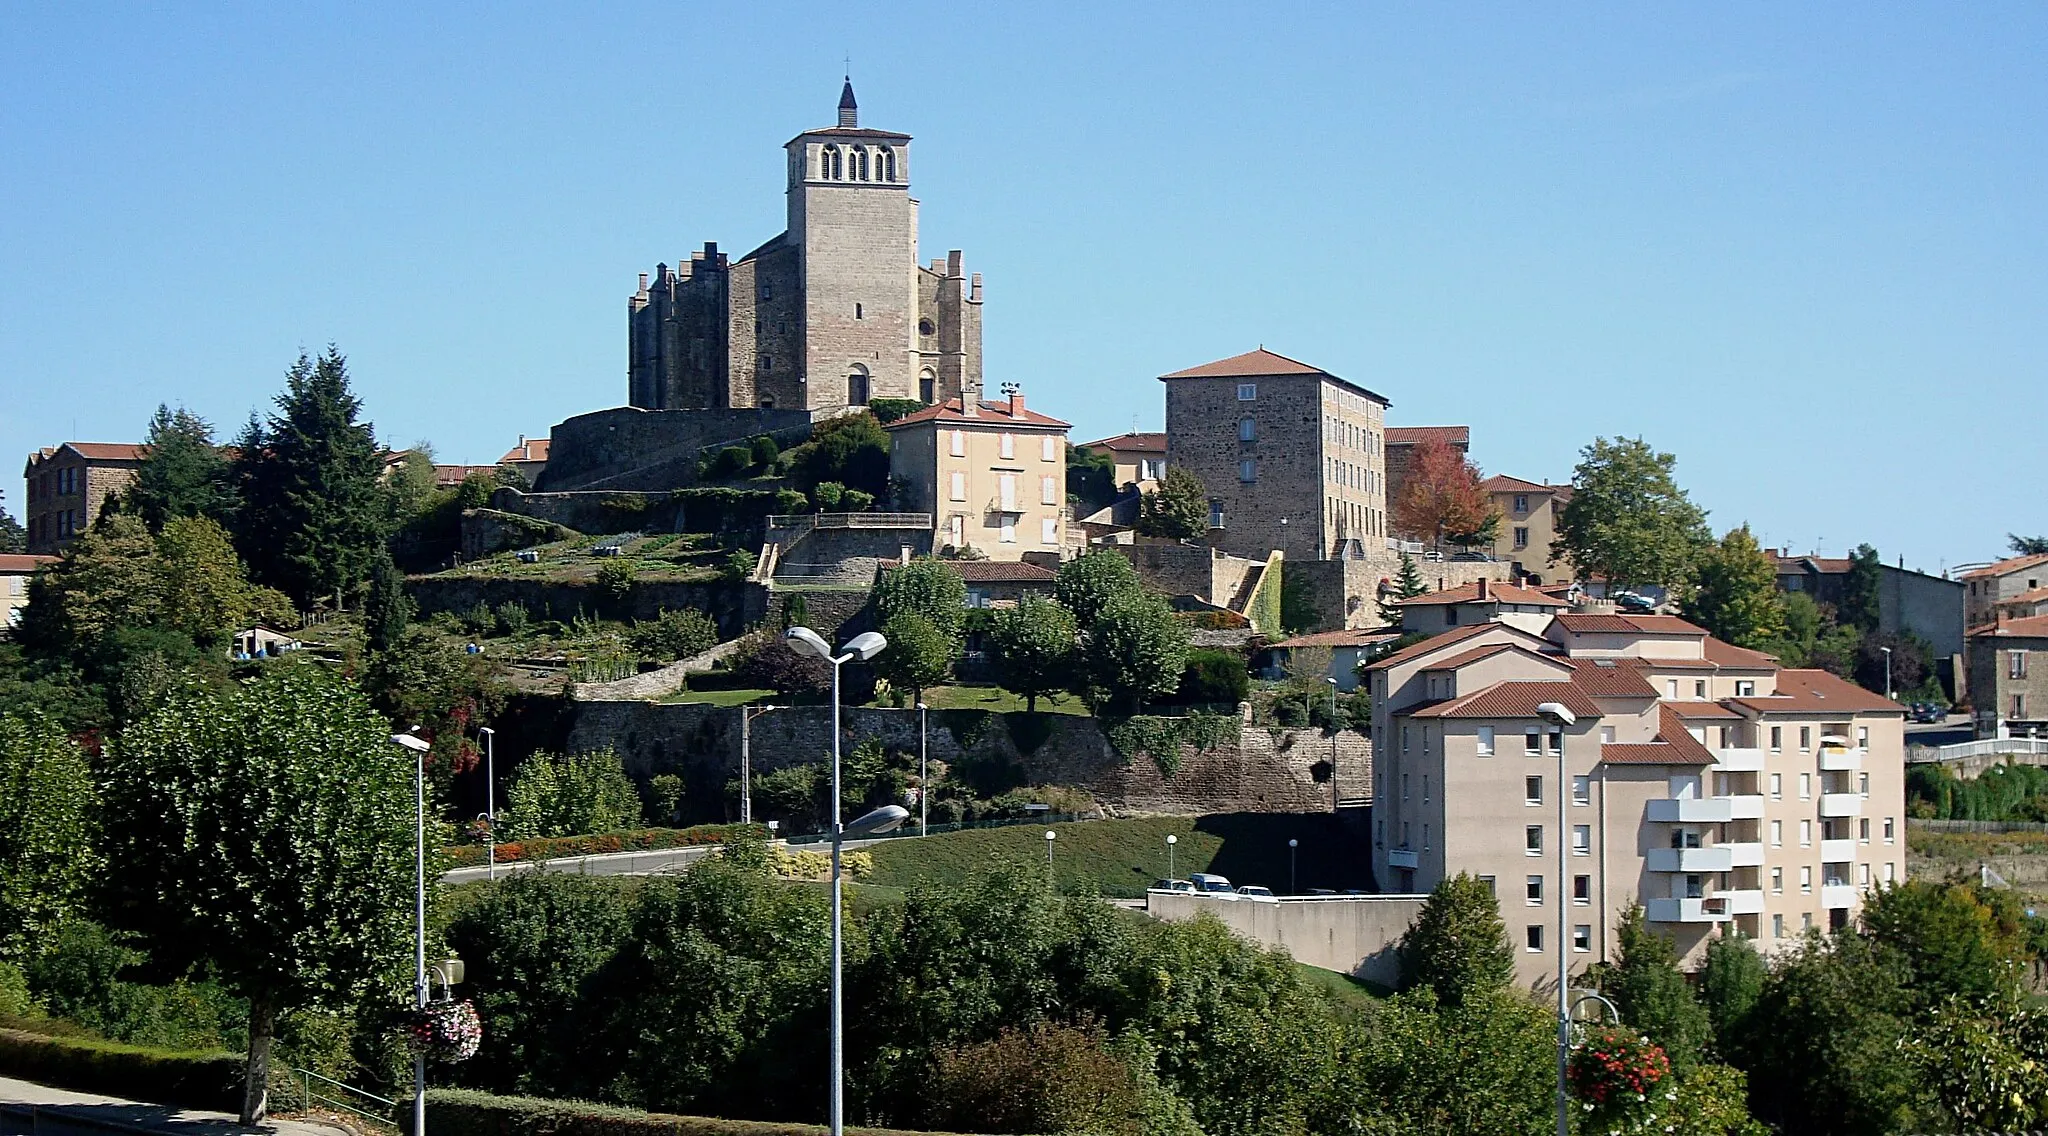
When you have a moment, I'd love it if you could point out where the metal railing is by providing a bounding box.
[784,810,1091,845]
[767,512,932,530]
[288,1067,399,1130]
[1910,818,2048,834]
[1907,737,2048,763]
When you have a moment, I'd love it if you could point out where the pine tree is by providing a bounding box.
[1397,872,1514,1007]
[1601,904,1713,1075]
[1841,544,1882,633]
[1379,552,1426,625]
[130,405,233,532]
[0,493,24,554]
[363,549,412,653]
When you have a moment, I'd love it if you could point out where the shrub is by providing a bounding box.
[628,609,720,663]
[813,481,845,511]
[710,447,753,479]
[842,489,875,512]
[925,1021,1149,1136]
[646,774,686,827]
[749,435,780,468]
[442,823,763,868]
[596,560,637,602]
[866,397,926,424]
[501,748,642,841]
[774,489,809,515]
[724,549,758,582]
[0,1027,242,1112]
[1169,649,1250,706]
[494,602,531,637]
[413,1087,977,1136]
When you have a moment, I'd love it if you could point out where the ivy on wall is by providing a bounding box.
[1107,712,1238,777]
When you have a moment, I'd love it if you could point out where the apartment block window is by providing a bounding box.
[1239,417,1256,442]
[1601,726,1616,744]
[1513,526,1529,549]
[1771,820,1783,847]
[1803,912,1814,930]
[1800,726,1812,751]
[1799,773,1812,800]
[1668,679,1680,699]
[1800,819,1813,847]
[1770,773,1783,799]
[1526,926,1544,953]
[1513,494,1530,514]
[999,433,1015,460]
[1859,863,1871,887]
[1572,825,1590,855]
[1525,728,1542,755]
[1478,875,1496,897]
[949,471,966,502]
[1858,772,1870,798]
[999,520,1016,544]
[1236,383,1257,401]
[1773,914,1785,939]
[1884,862,1896,883]
[2015,693,2028,720]
[950,430,965,457]
[1857,726,1869,748]
[1573,775,1590,805]
[1858,818,1870,843]
[1770,726,1782,752]
[1238,459,1257,483]
[1526,875,1543,905]
[1573,875,1591,904]
[2013,650,2030,679]
[1040,518,1058,545]
[1800,866,1813,893]
[1573,925,1591,953]
[1526,826,1543,855]
[1546,727,1562,754]
[1476,726,1495,756]
[1884,816,1896,843]
[1040,435,1056,461]
[1736,680,1756,697]
[1525,776,1543,806]
[1040,475,1058,505]
[1771,867,1783,894]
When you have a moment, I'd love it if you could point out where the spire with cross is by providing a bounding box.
[838,66,857,128]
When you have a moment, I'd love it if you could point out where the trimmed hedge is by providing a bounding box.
[0,1027,242,1111]
[415,1088,975,1136]
[442,823,765,868]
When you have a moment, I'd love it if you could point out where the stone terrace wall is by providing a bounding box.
[538,406,814,491]
[407,576,771,639]
[566,701,1365,818]
[1288,558,1512,632]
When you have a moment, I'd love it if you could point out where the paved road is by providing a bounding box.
[0,1077,346,1136]
[441,834,903,885]
[1905,712,1974,749]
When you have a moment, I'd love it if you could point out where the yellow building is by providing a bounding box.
[1481,474,1574,584]
[1077,431,1167,494]
[884,389,1069,561]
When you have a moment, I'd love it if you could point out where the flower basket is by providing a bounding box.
[1567,1024,1670,1125]
[408,1000,482,1063]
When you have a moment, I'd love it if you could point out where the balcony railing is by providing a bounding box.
[1647,896,1730,923]
[1713,888,1766,915]
[1723,841,1766,867]
[1647,846,1735,873]
[1721,794,1766,820]
[1820,884,1859,909]
[1819,838,1857,863]
[1819,793,1863,819]
[1646,798,1734,824]
[1818,746,1864,772]
[1712,747,1765,772]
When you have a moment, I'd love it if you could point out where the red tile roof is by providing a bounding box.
[1703,638,1780,668]
[883,397,1071,430]
[1160,348,1329,379]
[1773,555,1855,574]
[57,442,146,462]
[1479,474,1555,494]
[1421,642,1570,673]
[1408,680,1603,721]
[1552,612,1707,636]
[1971,614,2048,639]
[1272,628,1406,650]
[1561,657,1659,698]
[949,560,1056,583]
[433,464,498,487]
[1361,623,1499,672]
[1599,706,1716,765]
[1668,701,1744,719]
[1728,669,1902,714]
[1398,580,1569,608]
[1080,432,1166,454]
[1995,587,2048,607]
[1964,553,2048,580]
[0,554,57,573]
[499,437,550,464]
[1386,426,1470,449]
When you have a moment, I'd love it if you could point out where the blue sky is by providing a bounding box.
[4,3,2042,573]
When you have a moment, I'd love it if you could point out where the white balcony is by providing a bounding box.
[1387,848,1419,869]
[1713,747,1765,772]
[1820,793,1863,818]
[1818,746,1863,772]
[1648,846,1736,873]
[1723,841,1766,867]
[1714,888,1766,915]
[1646,798,1734,823]
[1720,794,1766,820]
[1647,896,1731,923]
[1821,884,1859,909]
[1820,838,1857,863]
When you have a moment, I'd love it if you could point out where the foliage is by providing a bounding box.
[1379,553,1427,625]
[1105,713,1236,777]
[22,918,242,1050]
[596,559,638,603]
[1597,904,1712,1075]
[986,594,1077,712]
[1055,549,1142,628]
[1902,992,2048,1132]
[1552,436,1711,591]
[1681,525,1786,649]
[442,824,762,868]
[1858,878,2030,1003]
[101,667,418,1122]
[629,608,720,663]
[362,625,505,791]
[727,629,831,698]
[1083,590,1190,713]
[1841,543,1882,633]
[230,347,392,606]
[0,1027,243,1113]
[1397,872,1513,1007]
[23,514,166,647]
[129,404,234,532]
[812,481,843,511]
[875,612,956,703]
[925,1021,1163,1136]
[1391,436,1496,549]
[1135,466,1209,540]
[501,747,643,841]
[791,412,891,498]
[723,549,758,582]
[1853,629,1929,697]
[1337,987,1557,1136]
[416,1088,980,1136]
[1698,933,1767,1042]
[1065,444,1120,517]
[2009,533,2048,555]
[0,498,23,554]
[1759,590,1826,667]
[1566,1023,1672,1127]
[1910,760,2048,822]
[1167,648,1250,706]
[774,488,809,514]
[364,548,413,653]
[866,397,925,425]
[873,558,968,643]
[0,713,100,961]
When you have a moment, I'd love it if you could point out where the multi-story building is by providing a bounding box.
[1161,348,1389,563]
[626,82,983,413]
[21,443,145,554]
[1773,552,1966,661]
[1,554,57,631]
[1966,613,2048,737]
[1366,609,1905,987]
[1481,475,1574,584]
[1395,577,1570,637]
[1384,425,1469,516]
[1963,553,2048,631]
[1077,432,1167,495]
[883,388,1068,561]
[497,435,550,486]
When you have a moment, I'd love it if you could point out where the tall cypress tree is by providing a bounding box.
[233,348,389,607]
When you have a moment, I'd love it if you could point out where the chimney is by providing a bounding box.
[946,249,963,277]
[637,272,649,291]
[961,396,978,418]
[1008,389,1024,417]
[1476,576,1490,601]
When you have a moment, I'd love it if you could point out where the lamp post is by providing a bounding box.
[740,704,781,825]
[1880,646,1893,701]
[917,701,929,837]
[388,731,432,1136]
[1166,833,1177,882]
[478,727,496,881]
[783,625,897,1136]
[1535,701,1578,1136]
[1288,838,1298,895]
[1045,829,1057,874]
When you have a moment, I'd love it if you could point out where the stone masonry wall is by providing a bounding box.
[1288,558,1512,631]
[407,576,770,640]
[538,406,814,491]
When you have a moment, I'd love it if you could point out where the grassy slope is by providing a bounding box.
[864,813,1374,900]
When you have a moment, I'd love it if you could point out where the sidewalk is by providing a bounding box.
[0,1077,351,1136]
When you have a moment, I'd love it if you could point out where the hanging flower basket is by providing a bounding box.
[1567,1023,1670,1122]
[408,1000,482,1063]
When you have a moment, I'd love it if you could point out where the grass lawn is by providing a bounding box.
[895,684,1091,716]
[863,813,1373,899]
[661,687,777,706]
[1293,962,1387,1008]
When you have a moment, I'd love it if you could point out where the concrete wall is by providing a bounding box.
[1144,893,1426,987]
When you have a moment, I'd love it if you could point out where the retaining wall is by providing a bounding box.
[1144,892,1426,987]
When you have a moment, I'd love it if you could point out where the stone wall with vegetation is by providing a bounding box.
[407,576,770,639]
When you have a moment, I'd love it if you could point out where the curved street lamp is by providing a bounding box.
[1534,700,1578,1136]
[388,731,432,1136]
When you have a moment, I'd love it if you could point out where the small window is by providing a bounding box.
[1573,925,1591,953]
[1572,825,1590,855]
[1884,816,1895,843]
[1736,680,1756,697]
[1859,772,1870,798]
[1238,459,1256,483]
[1770,773,1782,799]
[1695,680,1707,699]
[1513,526,1529,549]
[760,354,771,373]
[1800,819,1812,846]
[1236,383,1256,401]
[1041,436,1057,462]
[855,303,864,320]
[1040,475,1058,505]
[1476,726,1495,756]
[1573,875,1590,904]
[999,433,1015,460]
[1572,775,1590,805]
[919,318,935,337]
[1857,726,1869,748]
[1800,866,1812,893]
[1525,925,1544,952]
[1478,875,1496,897]
[1668,679,1680,699]
[1771,867,1783,894]
[1772,914,1785,939]
[950,430,965,458]
[1859,818,1870,843]
[1040,517,1058,545]
[1526,875,1543,905]
[1799,773,1812,800]
[949,471,966,502]
[1525,728,1542,755]
[1800,726,1812,750]
[1525,776,1542,805]
[1208,499,1224,529]
[1769,726,1782,752]
[1770,820,1782,846]
[1513,494,1529,514]
[1000,520,1016,544]
[1525,826,1542,855]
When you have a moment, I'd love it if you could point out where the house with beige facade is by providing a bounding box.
[1077,432,1167,495]
[1966,613,2048,738]
[1481,474,1574,584]
[1395,577,1570,637]
[884,389,1068,561]
[22,443,145,554]
[1367,609,1906,988]
[1963,553,2048,631]
[1,554,56,631]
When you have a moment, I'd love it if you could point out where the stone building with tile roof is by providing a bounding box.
[21,442,145,553]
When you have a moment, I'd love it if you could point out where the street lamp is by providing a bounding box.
[1166,833,1178,881]
[1288,838,1298,895]
[388,730,432,1136]
[1534,701,1578,1136]
[783,625,891,1136]
[1880,646,1893,701]
[917,701,929,838]
[1045,829,1057,873]
[477,727,496,881]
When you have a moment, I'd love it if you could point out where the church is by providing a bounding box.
[626,81,985,413]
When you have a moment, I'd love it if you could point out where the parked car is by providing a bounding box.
[1612,590,1656,613]
[1908,702,1947,724]
[1152,878,1197,893]
[1235,885,1279,903]
[1189,873,1236,898]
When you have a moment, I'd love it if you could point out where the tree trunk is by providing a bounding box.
[241,995,277,1124]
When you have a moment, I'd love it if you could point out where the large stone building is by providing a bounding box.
[1772,551,1965,662]
[21,443,145,554]
[1161,349,1389,564]
[1966,613,2048,738]
[1368,610,1906,987]
[1962,553,2048,632]
[884,388,1068,561]
[626,82,983,414]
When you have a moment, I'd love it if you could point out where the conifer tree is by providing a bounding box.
[130,405,233,532]
[1378,552,1427,625]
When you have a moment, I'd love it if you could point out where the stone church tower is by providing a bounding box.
[627,82,983,413]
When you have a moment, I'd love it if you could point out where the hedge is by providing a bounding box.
[442,823,766,868]
[0,1027,242,1111]
[412,1088,976,1136]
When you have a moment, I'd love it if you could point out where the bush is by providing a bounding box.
[442,824,764,868]
[843,489,875,512]
[724,550,758,582]
[866,397,926,424]
[502,748,642,841]
[925,1021,1150,1136]
[774,489,809,515]
[628,609,720,663]
[414,1087,977,1136]
[813,481,845,511]
[1168,649,1249,706]
[596,560,637,603]
[0,1027,242,1112]
[710,447,753,479]
[494,602,531,637]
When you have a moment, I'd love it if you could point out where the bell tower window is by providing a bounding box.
[855,148,869,181]
[881,147,896,181]
[824,146,841,180]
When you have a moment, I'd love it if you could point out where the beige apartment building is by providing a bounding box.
[1,554,57,631]
[1367,610,1906,988]
[1481,474,1574,584]
[1077,432,1167,494]
[1964,553,2048,630]
[884,389,1068,561]
[22,443,146,554]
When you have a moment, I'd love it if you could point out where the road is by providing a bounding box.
[0,1076,346,1136]
[1905,712,1974,749]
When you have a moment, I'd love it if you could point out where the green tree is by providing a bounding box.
[1136,466,1208,540]
[360,625,505,795]
[0,713,100,961]
[1858,878,2029,1004]
[627,608,720,662]
[2008,533,2048,555]
[502,747,642,840]
[925,1021,1171,1136]
[1055,549,1142,628]
[129,405,235,532]
[875,612,955,704]
[101,668,417,1123]
[232,348,391,607]
[0,494,23,554]
[1378,552,1427,625]
[988,594,1077,711]
[1600,904,1713,1075]
[1396,872,1513,1007]
[1682,525,1787,649]
[157,515,285,648]
[1698,932,1767,1042]
[1760,590,1826,667]
[873,558,967,644]
[30,514,164,647]
[1841,543,1882,633]
[1083,590,1189,713]
[1340,987,1557,1136]
[1552,436,1711,591]
[363,548,412,653]
[1065,445,1119,517]
[1904,992,2048,1132]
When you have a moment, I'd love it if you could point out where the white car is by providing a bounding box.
[1235,886,1279,903]
[1189,873,1237,899]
